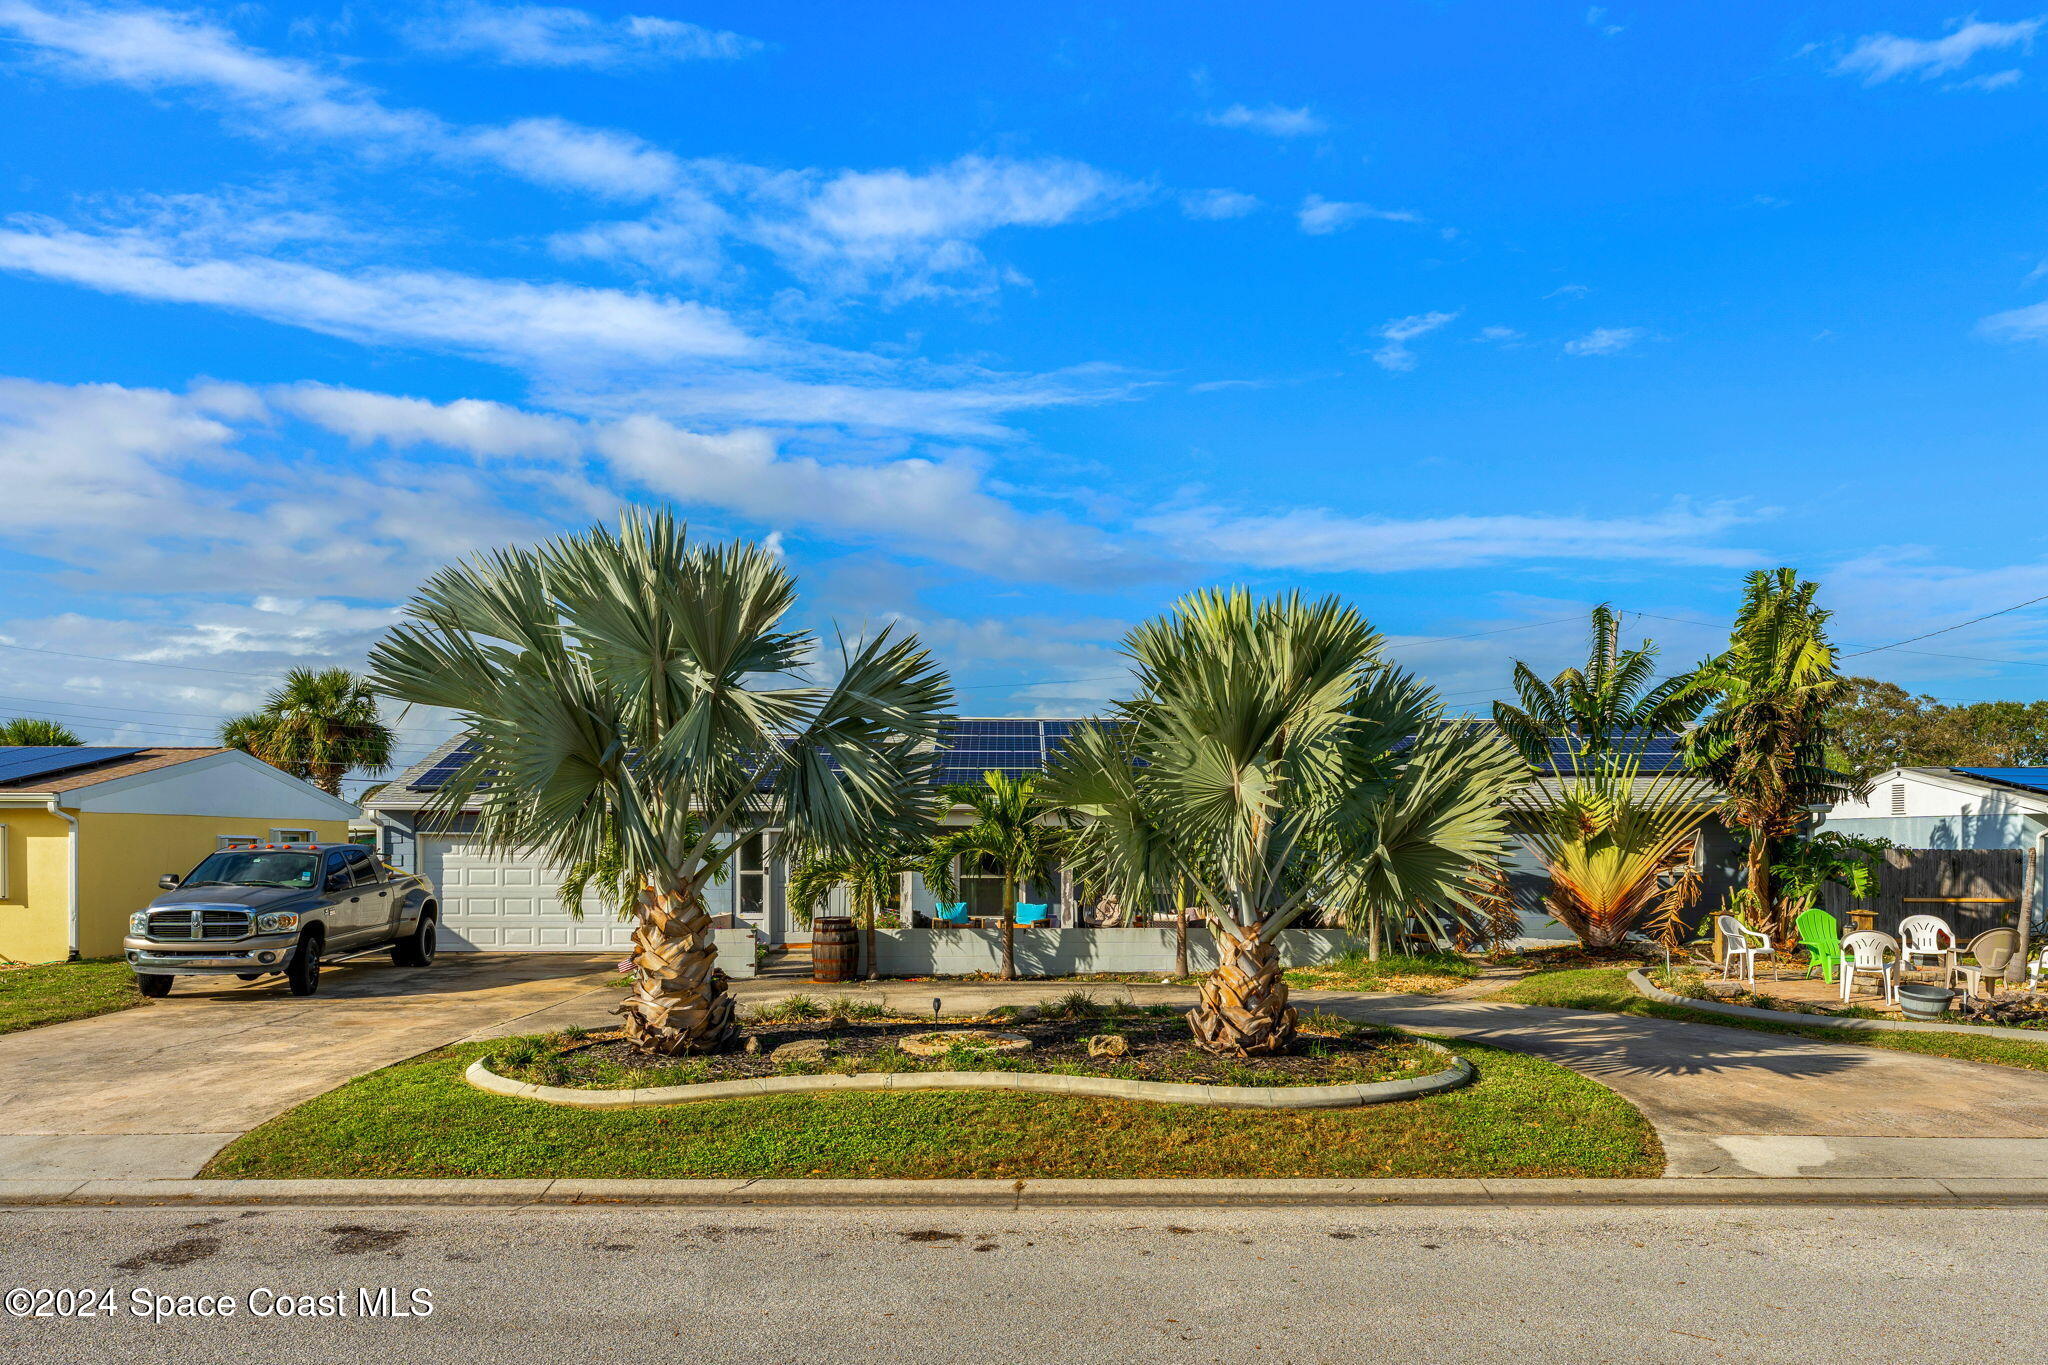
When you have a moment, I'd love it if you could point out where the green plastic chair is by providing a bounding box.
[1795,907,1846,984]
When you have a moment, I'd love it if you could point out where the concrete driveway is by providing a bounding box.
[0,954,619,1181]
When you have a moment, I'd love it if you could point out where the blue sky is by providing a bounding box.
[4,2,2048,786]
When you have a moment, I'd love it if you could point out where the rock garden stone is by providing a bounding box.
[1087,1034,1129,1058]
[896,1029,1032,1057]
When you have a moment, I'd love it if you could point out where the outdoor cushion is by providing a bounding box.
[1013,902,1049,926]
[933,902,970,925]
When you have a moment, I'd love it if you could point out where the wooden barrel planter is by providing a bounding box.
[811,917,859,983]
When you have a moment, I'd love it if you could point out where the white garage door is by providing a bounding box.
[419,838,636,952]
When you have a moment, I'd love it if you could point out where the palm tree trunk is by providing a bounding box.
[1748,834,1781,945]
[863,899,879,982]
[1188,924,1297,1056]
[616,882,736,1055]
[1000,872,1017,980]
[313,762,343,797]
[1367,902,1382,961]
[1173,900,1189,979]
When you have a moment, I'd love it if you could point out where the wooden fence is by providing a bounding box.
[1816,848,2034,941]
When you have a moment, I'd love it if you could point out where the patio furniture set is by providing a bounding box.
[931,901,1051,929]
[1716,910,2039,1009]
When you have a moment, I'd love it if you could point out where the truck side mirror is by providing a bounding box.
[159,873,180,890]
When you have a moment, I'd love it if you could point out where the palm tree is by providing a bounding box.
[369,510,950,1055]
[922,772,1064,981]
[788,842,923,980]
[1043,589,1528,1056]
[1511,751,1714,949]
[1052,720,1192,974]
[0,718,82,745]
[1681,568,1860,942]
[221,667,394,796]
[1493,604,1704,766]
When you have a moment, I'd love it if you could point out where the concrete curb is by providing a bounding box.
[462,1042,1475,1111]
[1628,970,2048,1043]
[6,1176,2048,1208]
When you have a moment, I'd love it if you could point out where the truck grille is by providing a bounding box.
[146,908,252,940]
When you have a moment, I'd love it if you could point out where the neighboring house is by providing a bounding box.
[366,720,1734,953]
[0,746,358,964]
[1821,766,2048,857]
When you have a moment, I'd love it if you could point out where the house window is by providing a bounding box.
[271,828,316,844]
[1890,784,1907,817]
[217,834,259,850]
[736,831,773,925]
[959,853,1008,918]
[0,823,9,899]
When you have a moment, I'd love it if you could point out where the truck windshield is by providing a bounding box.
[181,850,319,889]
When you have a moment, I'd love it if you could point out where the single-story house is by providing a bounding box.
[0,746,358,964]
[1820,766,2048,856]
[365,719,1735,957]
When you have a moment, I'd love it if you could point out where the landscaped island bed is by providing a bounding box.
[489,1001,1441,1091]
[203,1025,1660,1180]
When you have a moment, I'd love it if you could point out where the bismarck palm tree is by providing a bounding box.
[1492,604,1704,767]
[922,773,1063,981]
[1681,568,1860,942]
[788,842,924,981]
[0,718,82,746]
[1043,589,1528,1056]
[221,667,394,796]
[370,510,950,1055]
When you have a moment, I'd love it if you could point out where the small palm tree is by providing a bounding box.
[922,773,1064,981]
[369,510,949,1055]
[1512,751,1714,949]
[0,718,82,746]
[1681,568,1860,941]
[1044,589,1529,1055]
[788,843,923,980]
[220,667,394,795]
[1493,604,1704,766]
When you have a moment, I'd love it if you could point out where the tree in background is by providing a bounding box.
[1682,568,1860,942]
[220,667,394,796]
[922,773,1064,981]
[0,718,82,746]
[1042,589,1527,1055]
[370,510,950,1055]
[1492,604,1705,766]
[1052,721,1193,975]
[1830,678,2048,778]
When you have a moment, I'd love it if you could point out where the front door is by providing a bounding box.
[735,831,773,939]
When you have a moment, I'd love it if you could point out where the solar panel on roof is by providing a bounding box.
[1954,767,2048,795]
[409,740,481,792]
[0,746,143,785]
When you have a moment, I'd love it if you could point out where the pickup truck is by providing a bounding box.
[123,842,439,998]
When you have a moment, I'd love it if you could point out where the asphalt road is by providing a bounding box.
[1,1204,2041,1363]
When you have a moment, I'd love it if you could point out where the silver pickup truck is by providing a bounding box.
[124,842,439,998]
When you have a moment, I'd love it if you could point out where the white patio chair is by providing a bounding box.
[1947,928,2020,999]
[1839,930,1900,1004]
[1715,914,1774,983]
[1896,914,1956,974]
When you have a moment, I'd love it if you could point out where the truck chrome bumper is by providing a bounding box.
[124,934,299,975]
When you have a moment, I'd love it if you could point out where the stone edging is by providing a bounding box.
[462,1041,1473,1111]
[1627,969,2048,1043]
[6,1176,2048,1208]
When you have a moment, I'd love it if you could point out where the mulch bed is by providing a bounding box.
[497,1013,1437,1090]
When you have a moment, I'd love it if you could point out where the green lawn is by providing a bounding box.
[0,958,142,1035]
[202,1033,1660,1181]
[1494,967,2048,1073]
[1284,950,1481,995]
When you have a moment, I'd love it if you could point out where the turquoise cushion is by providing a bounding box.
[1014,902,1048,924]
[934,902,969,924]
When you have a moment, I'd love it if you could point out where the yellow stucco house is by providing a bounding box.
[0,747,357,963]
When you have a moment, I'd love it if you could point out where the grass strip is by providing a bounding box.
[0,958,142,1035]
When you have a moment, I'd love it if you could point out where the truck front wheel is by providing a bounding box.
[136,974,173,998]
[286,930,324,997]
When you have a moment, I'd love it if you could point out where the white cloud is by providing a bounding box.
[0,0,681,198]
[0,219,757,367]
[1371,310,1459,372]
[1202,103,1327,137]
[1977,296,2048,341]
[1586,7,1624,37]
[1833,17,2042,84]
[271,383,585,459]
[1956,67,2025,89]
[403,3,761,68]
[1564,325,1646,356]
[1178,188,1260,220]
[1297,195,1424,235]
[1139,500,1763,572]
[1476,325,1523,342]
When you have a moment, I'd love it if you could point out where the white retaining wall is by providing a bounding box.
[868,927,1376,977]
